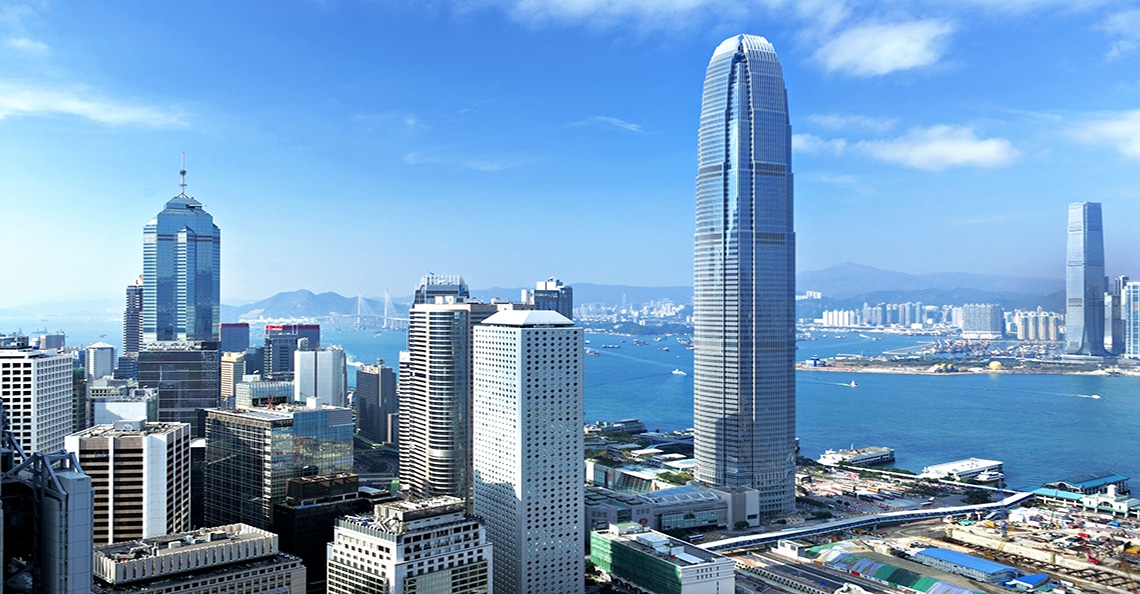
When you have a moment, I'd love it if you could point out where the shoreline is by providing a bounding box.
[797,364,1140,377]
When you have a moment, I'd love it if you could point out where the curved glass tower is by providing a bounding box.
[1065,202,1107,356]
[693,34,796,513]
[143,170,221,343]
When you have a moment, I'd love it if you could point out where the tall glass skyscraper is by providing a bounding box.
[693,34,796,513]
[1065,202,1107,356]
[143,168,221,343]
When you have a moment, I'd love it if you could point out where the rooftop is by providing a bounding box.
[600,525,730,568]
[1048,471,1130,489]
[482,309,573,327]
[94,524,272,561]
[70,420,188,438]
[914,547,1019,575]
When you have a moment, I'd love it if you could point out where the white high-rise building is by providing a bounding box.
[472,310,583,594]
[0,346,73,457]
[86,342,117,380]
[65,419,191,543]
[1124,281,1140,359]
[294,346,347,408]
[326,496,492,594]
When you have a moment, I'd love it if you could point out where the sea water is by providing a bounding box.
[7,317,1136,491]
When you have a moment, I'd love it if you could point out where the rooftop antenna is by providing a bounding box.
[179,152,187,195]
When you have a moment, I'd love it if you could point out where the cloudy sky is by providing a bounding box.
[2,0,1139,305]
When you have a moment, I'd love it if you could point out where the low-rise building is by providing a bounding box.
[1043,471,1130,495]
[92,523,306,594]
[920,458,1002,481]
[590,523,735,594]
[912,548,1019,584]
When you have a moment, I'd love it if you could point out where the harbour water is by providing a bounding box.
[6,317,1137,492]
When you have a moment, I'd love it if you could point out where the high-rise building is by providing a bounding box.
[355,360,397,444]
[412,273,469,305]
[471,310,584,594]
[960,303,1004,339]
[137,341,220,436]
[1,445,94,594]
[399,298,520,499]
[266,323,321,349]
[88,379,159,425]
[262,326,318,382]
[65,419,191,543]
[123,276,144,355]
[1124,281,1140,359]
[0,346,73,457]
[203,403,353,529]
[142,166,221,343]
[91,523,306,594]
[219,322,250,354]
[1106,275,1129,355]
[521,276,574,320]
[294,346,347,408]
[235,376,294,408]
[1065,202,1108,356]
[327,496,492,594]
[72,366,89,432]
[220,351,246,406]
[692,34,796,512]
[86,342,117,380]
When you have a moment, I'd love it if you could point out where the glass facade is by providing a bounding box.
[203,406,353,529]
[1065,202,1107,356]
[1124,282,1140,359]
[136,343,220,436]
[143,188,221,343]
[693,34,796,513]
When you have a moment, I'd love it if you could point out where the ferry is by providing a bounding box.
[975,471,1004,484]
[659,347,669,352]
[671,369,686,376]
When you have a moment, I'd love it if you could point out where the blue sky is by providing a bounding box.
[2,0,1139,305]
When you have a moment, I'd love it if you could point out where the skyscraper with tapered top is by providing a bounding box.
[1065,202,1107,356]
[143,160,221,343]
[693,34,796,513]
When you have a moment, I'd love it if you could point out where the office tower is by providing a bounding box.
[355,360,397,444]
[0,345,73,457]
[327,496,492,594]
[88,379,158,424]
[262,325,317,382]
[71,366,88,432]
[37,332,66,350]
[294,346,347,408]
[137,342,219,436]
[86,341,116,380]
[472,310,583,594]
[960,303,1004,339]
[142,166,221,343]
[219,322,250,353]
[266,323,321,349]
[399,298,520,499]
[412,273,469,305]
[190,437,206,527]
[521,276,574,319]
[123,275,143,355]
[1124,281,1140,359]
[273,474,397,594]
[220,351,246,406]
[65,420,191,543]
[244,345,265,375]
[1065,202,1108,356]
[693,34,796,512]
[1106,275,1129,355]
[203,402,353,529]
[91,523,306,594]
[235,376,294,408]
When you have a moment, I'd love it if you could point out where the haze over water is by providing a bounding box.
[9,316,1136,492]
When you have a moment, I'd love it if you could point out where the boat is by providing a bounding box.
[584,348,599,357]
[671,369,686,376]
[848,380,857,388]
[659,347,669,352]
[601,344,620,349]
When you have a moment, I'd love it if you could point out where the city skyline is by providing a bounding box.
[3,2,1140,306]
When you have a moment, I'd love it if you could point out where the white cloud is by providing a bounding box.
[5,36,48,55]
[404,150,523,171]
[568,115,645,133]
[814,19,954,76]
[1070,110,1140,160]
[0,85,186,127]
[1099,8,1140,59]
[807,113,897,132]
[856,125,1018,170]
[483,0,747,27]
[792,133,847,154]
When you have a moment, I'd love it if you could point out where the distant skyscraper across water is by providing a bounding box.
[1065,202,1107,356]
[692,34,796,514]
[143,160,221,343]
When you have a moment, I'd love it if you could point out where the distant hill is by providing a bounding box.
[798,262,1063,299]
[223,290,392,322]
